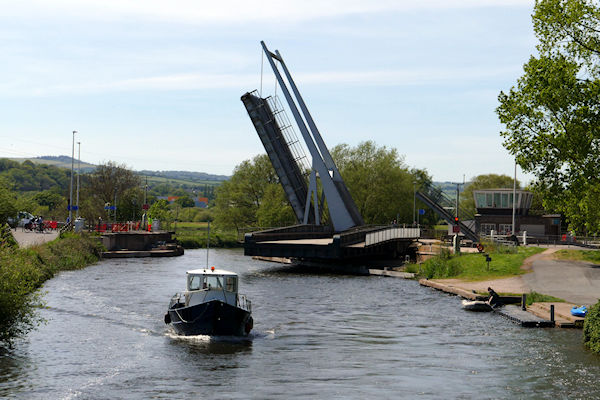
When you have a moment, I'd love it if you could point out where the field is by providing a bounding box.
[173,222,239,248]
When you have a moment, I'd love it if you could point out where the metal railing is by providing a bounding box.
[237,294,252,312]
[365,227,421,246]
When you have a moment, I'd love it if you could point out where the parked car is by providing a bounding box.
[8,211,35,228]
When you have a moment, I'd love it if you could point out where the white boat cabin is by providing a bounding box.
[185,267,238,307]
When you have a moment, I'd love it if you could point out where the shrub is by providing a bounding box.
[0,234,103,347]
[583,300,600,354]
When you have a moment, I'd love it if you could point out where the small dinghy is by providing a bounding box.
[571,305,587,318]
[461,299,493,312]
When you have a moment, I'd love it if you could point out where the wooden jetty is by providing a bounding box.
[527,302,585,328]
[495,305,555,327]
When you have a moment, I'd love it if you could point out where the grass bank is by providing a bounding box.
[0,230,104,346]
[408,245,545,280]
[554,249,600,264]
[173,222,240,249]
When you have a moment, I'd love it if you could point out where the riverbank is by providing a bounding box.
[411,243,600,352]
[0,231,103,346]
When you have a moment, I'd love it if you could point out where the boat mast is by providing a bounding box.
[206,221,210,269]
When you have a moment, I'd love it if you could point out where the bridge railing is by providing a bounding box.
[365,227,421,247]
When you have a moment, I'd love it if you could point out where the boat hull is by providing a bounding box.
[462,300,493,312]
[167,300,253,336]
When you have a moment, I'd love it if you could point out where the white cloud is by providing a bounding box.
[5,0,532,24]
[3,65,521,97]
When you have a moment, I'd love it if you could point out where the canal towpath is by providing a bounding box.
[430,246,600,306]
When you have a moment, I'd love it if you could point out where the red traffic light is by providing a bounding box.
[454,217,459,223]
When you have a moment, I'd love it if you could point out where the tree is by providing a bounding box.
[213,154,284,230]
[497,0,600,233]
[175,195,195,208]
[148,199,173,227]
[0,179,16,225]
[84,162,141,222]
[331,141,432,225]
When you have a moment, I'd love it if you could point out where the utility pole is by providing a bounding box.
[512,160,517,235]
[76,141,81,219]
[413,182,416,226]
[69,131,77,223]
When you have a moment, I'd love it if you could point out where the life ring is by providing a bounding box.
[476,243,484,253]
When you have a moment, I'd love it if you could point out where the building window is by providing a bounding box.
[481,223,496,235]
[499,224,513,234]
[501,193,508,208]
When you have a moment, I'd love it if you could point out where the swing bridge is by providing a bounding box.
[240,42,472,266]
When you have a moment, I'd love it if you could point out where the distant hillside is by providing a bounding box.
[11,156,97,173]
[138,170,229,182]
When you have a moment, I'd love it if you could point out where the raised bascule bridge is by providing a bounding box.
[240,41,420,268]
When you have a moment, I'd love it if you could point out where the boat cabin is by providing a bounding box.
[185,267,239,307]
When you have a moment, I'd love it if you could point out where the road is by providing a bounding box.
[12,229,59,248]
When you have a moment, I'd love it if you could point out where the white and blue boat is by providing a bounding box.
[571,305,587,318]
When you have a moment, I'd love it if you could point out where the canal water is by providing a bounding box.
[1,249,599,399]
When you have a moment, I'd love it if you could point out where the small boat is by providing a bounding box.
[571,305,587,318]
[461,299,493,312]
[164,266,253,336]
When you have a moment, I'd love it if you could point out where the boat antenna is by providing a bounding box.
[206,220,210,269]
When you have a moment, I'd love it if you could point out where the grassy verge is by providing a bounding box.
[412,245,545,280]
[554,249,600,264]
[583,300,600,354]
[0,231,104,346]
[173,222,240,249]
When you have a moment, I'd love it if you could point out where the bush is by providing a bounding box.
[583,300,600,354]
[422,249,461,279]
[0,234,103,347]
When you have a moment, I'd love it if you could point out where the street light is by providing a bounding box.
[76,141,81,219]
[69,130,77,223]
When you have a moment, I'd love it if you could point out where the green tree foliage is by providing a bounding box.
[0,180,17,225]
[0,158,69,192]
[497,0,600,233]
[175,195,195,208]
[148,199,173,226]
[83,161,142,222]
[213,154,288,229]
[256,184,297,227]
[331,141,432,225]
[460,174,520,216]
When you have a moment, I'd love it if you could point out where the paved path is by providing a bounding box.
[434,247,600,306]
[12,230,59,248]
[523,257,600,305]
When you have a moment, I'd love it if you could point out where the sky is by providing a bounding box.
[0,0,537,183]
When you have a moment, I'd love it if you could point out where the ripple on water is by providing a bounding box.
[1,248,599,399]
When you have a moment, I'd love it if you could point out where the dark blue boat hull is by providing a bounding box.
[167,300,253,336]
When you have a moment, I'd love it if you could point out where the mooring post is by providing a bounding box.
[550,304,555,322]
[522,294,527,310]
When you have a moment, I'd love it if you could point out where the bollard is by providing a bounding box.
[522,294,527,310]
[550,304,555,322]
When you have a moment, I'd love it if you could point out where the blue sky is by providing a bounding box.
[0,0,535,183]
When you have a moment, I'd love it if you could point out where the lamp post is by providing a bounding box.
[512,159,517,236]
[76,141,81,219]
[69,131,77,223]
